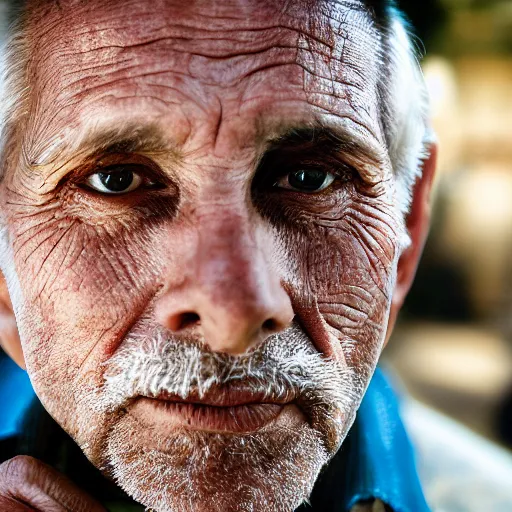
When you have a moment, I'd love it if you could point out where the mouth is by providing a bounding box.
[129,384,301,433]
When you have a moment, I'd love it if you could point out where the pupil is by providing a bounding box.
[288,169,326,191]
[98,168,134,192]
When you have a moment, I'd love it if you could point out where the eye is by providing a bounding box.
[275,169,335,193]
[85,164,149,195]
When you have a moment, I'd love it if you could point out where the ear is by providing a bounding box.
[384,142,438,344]
[0,271,25,369]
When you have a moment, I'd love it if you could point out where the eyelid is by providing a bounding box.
[87,164,157,184]
[264,161,354,187]
[59,153,169,188]
[82,164,171,198]
[255,145,357,181]
[85,169,144,194]
[274,170,335,192]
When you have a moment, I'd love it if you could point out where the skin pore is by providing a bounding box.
[0,0,435,511]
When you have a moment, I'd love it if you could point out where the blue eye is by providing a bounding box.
[275,169,335,193]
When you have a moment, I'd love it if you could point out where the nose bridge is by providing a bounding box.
[195,204,266,316]
[153,197,294,355]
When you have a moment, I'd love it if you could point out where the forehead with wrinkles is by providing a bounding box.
[18,0,384,169]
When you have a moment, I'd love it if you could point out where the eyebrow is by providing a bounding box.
[266,125,366,155]
[32,122,178,169]
[84,124,173,155]
[33,115,385,184]
[258,110,384,154]
[261,116,386,179]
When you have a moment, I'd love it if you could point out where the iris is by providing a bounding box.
[97,168,134,193]
[287,169,332,192]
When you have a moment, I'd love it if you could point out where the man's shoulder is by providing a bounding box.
[402,399,512,512]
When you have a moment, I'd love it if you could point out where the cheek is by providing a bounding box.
[9,208,162,387]
[283,194,403,370]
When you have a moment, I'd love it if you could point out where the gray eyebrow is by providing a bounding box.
[78,123,175,156]
[267,125,364,153]
[261,115,385,165]
[32,113,384,187]
[31,122,179,169]
[255,115,388,186]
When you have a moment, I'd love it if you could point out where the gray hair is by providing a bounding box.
[380,8,433,214]
[0,0,28,182]
[0,0,432,215]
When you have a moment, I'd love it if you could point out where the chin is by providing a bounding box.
[75,323,360,511]
[102,412,335,512]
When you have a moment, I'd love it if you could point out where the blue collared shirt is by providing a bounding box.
[0,352,430,512]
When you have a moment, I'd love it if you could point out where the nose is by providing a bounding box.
[154,213,294,355]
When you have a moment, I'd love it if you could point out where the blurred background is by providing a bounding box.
[386,0,512,448]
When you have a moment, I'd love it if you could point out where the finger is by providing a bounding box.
[0,455,107,512]
[0,494,34,512]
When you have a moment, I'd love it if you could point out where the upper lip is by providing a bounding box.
[142,383,297,408]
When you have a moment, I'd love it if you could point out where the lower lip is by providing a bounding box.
[131,398,287,433]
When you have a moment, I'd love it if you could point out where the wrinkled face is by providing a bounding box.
[0,0,408,510]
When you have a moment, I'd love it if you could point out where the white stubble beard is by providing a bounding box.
[74,321,362,512]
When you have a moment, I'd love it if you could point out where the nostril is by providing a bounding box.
[177,312,201,330]
[262,318,278,332]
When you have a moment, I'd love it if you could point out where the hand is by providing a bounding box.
[0,455,106,511]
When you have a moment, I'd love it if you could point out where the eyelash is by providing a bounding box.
[258,161,354,189]
[68,154,355,198]
[73,161,166,191]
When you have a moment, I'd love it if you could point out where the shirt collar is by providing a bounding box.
[0,352,36,441]
[300,368,431,512]
[0,352,429,512]
[340,368,431,512]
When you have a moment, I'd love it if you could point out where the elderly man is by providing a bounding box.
[0,0,438,510]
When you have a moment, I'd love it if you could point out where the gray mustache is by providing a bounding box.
[97,323,357,420]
